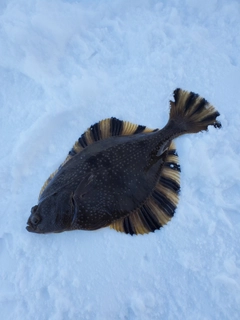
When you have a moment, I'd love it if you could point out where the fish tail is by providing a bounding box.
[169,88,221,134]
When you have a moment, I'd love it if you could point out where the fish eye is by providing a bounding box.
[31,205,38,214]
[31,215,41,225]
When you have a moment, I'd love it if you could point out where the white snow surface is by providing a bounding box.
[0,0,240,319]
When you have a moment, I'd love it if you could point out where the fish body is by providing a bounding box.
[27,89,221,235]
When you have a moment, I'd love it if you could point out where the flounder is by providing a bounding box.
[26,89,221,235]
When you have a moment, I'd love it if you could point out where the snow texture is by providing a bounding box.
[0,0,240,319]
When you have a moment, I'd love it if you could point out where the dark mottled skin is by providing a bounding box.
[27,123,176,233]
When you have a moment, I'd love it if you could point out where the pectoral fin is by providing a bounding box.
[74,173,94,200]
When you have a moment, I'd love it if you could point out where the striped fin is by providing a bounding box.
[39,117,155,199]
[170,89,221,132]
[110,141,180,235]
[69,117,154,158]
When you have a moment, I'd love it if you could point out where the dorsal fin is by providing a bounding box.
[38,117,155,199]
[109,141,180,235]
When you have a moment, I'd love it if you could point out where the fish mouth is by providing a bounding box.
[26,224,36,233]
[26,217,45,234]
[26,217,35,232]
[26,221,41,233]
[26,223,54,234]
[26,219,65,234]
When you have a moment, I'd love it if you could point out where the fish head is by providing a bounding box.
[26,190,77,234]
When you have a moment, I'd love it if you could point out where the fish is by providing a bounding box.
[26,88,221,235]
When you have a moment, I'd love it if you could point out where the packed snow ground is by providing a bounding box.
[0,0,240,319]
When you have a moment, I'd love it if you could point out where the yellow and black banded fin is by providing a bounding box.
[39,117,155,199]
[68,117,155,157]
[170,89,221,133]
[110,141,180,235]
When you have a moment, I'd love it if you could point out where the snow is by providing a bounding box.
[0,0,240,319]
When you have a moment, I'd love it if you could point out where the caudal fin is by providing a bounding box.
[169,88,221,134]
